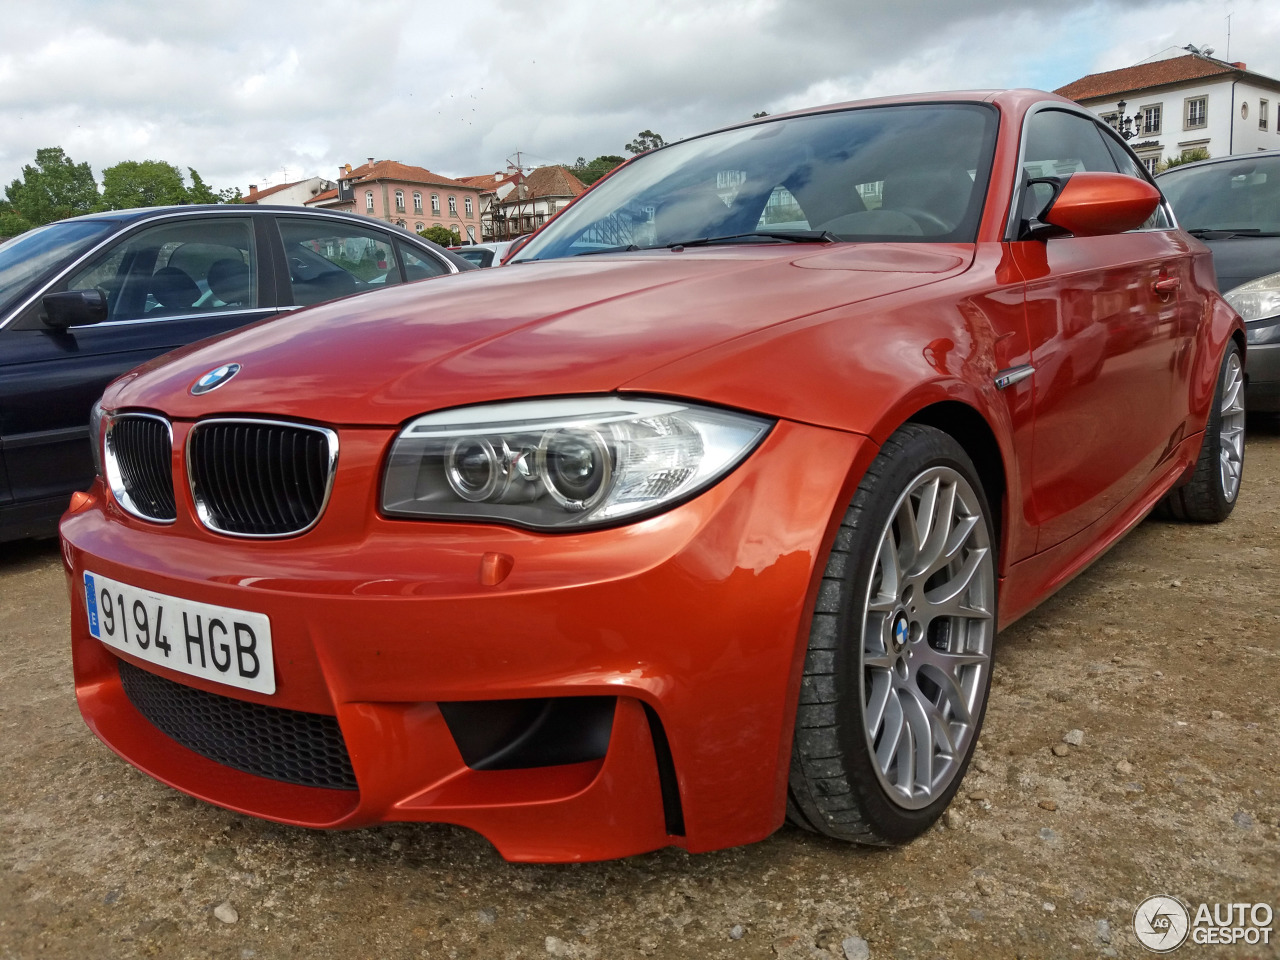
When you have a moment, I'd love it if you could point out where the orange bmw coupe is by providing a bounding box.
[61,89,1244,862]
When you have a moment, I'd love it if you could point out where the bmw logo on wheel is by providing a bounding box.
[190,363,242,395]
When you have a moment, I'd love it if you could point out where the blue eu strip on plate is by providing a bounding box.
[84,573,100,637]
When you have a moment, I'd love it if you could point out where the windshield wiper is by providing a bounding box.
[572,244,640,256]
[667,230,839,248]
[1187,227,1280,239]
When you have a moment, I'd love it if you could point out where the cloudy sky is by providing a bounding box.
[2,0,1278,196]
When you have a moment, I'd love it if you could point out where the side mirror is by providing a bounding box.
[503,235,533,264]
[1041,172,1161,238]
[42,289,107,329]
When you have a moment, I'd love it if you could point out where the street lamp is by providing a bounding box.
[1112,100,1138,140]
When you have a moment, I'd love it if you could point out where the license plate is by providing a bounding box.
[84,571,276,695]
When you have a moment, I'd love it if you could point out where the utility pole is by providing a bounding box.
[1225,13,1232,60]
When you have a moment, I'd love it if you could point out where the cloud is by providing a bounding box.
[2,0,1279,198]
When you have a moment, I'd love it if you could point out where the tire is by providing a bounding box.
[787,423,997,845]
[1158,342,1245,523]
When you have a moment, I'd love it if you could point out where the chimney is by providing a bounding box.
[248,184,258,199]
[1232,61,1247,69]
[368,157,375,169]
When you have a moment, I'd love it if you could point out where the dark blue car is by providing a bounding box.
[0,205,473,541]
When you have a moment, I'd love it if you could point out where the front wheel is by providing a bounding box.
[1158,341,1245,522]
[788,424,996,845]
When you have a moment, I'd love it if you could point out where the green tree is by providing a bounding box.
[0,208,33,239]
[99,160,191,209]
[186,168,220,204]
[1157,147,1210,173]
[3,147,99,226]
[624,130,666,154]
[574,155,626,185]
[419,225,457,246]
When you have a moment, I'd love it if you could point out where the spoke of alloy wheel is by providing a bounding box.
[900,690,935,792]
[924,545,989,609]
[864,669,893,736]
[895,485,928,572]
[868,530,901,612]
[912,480,956,577]
[917,663,975,728]
[876,693,906,777]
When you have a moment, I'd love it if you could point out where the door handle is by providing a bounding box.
[1152,277,1180,295]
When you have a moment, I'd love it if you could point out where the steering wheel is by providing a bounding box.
[893,207,952,235]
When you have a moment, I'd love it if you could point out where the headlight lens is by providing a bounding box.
[382,396,773,529]
[89,399,108,478]
[1224,271,1280,323]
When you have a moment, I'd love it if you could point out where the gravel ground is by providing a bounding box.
[2,419,1278,960]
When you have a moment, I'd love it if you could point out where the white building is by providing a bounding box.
[240,176,336,207]
[1056,49,1280,172]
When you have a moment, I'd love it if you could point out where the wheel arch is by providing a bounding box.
[904,400,1008,572]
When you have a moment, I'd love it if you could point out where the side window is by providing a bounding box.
[1020,109,1119,222]
[62,218,256,323]
[399,242,449,281]
[277,219,401,307]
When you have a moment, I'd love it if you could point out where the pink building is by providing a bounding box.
[307,160,485,243]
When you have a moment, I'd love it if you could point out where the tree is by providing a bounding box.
[0,208,33,239]
[1157,147,1210,173]
[186,168,221,204]
[3,147,99,226]
[624,130,666,155]
[573,155,626,186]
[420,225,457,246]
[99,160,192,209]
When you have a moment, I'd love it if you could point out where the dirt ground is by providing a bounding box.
[2,419,1278,960]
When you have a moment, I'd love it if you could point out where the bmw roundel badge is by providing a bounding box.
[191,363,242,395]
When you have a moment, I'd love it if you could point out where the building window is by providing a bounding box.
[1140,155,1160,174]
[448,196,457,215]
[415,222,423,232]
[464,196,474,216]
[451,225,460,238]
[365,191,374,211]
[1262,100,1270,131]
[396,219,405,227]
[395,190,405,213]
[413,192,422,212]
[1140,104,1162,136]
[1185,97,1207,129]
[430,194,440,213]
[466,225,476,242]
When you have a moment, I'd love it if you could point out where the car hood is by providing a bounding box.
[107,244,973,425]
[1201,236,1280,292]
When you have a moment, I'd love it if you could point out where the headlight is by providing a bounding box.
[1224,271,1280,323]
[381,396,773,529]
[89,399,108,478]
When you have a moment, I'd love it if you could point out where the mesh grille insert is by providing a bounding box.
[118,658,357,791]
[188,419,336,536]
[108,415,176,521]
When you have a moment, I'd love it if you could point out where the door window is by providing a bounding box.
[399,243,449,281]
[61,218,257,323]
[277,219,402,306]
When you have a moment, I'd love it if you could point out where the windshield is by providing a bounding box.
[515,103,998,261]
[1159,155,1280,233]
[0,220,116,317]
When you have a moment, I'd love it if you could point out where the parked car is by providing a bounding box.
[0,205,473,541]
[450,240,517,268]
[1158,150,1280,411]
[61,90,1241,862]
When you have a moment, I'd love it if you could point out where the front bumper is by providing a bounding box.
[1244,336,1280,412]
[61,419,870,861]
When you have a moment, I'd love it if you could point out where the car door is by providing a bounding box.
[1007,108,1190,551]
[0,213,277,518]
